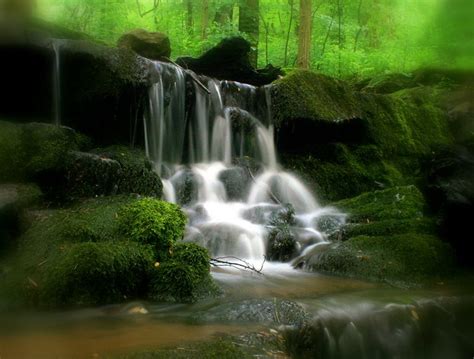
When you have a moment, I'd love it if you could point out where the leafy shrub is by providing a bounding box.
[119,198,187,260]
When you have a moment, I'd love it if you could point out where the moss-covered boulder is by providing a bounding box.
[0,196,202,308]
[294,187,455,285]
[118,198,186,260]
[38,241,154,307]
[272,70,454,202]
[117,29,171,61]
[43,146,163,201]
[149,242,218,303]
[0,120,87,182]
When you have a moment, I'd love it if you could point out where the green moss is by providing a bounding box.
[0,120,87,182]
[282,144,404,202]
[332,218,437,241]
[91,146,162,197]
[333,186,425,223]
[272,70,361,126]
[0,121,24,181]
[118,198,187,260]
[37,241,154,308]
[313,233,454,284]
[149,243,218,303]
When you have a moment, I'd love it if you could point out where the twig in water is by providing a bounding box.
[210,256,266,274]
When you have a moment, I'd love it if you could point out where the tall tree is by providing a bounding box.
[201,0,209,39]
[239,0,260,68]
[185,0,194,35]
[296,0,312,68]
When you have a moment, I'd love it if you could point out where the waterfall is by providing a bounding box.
[144,62,345,268]
[52,39,62,126]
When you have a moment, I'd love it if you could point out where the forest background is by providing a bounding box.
[36,0,473,79]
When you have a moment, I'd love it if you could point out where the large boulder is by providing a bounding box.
[0,21,154,145]
[176,37,283,86]
[294,187,455,285]
[117,29,171,61]
[272,70,455,201]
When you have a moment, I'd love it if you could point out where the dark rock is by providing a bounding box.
[0,22,153,145]
[176,37,283,86]
[170,169,199,206]
[266,204,297,262]
[38,146,162,202]
[117,29,171,61]
[425,142,474,266]
[219,166,251,201]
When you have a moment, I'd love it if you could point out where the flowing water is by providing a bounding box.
[52,39,62,126]
[144,61,345,269]
[1,62,472,358]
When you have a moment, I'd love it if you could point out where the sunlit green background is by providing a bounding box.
[37,0,474,78]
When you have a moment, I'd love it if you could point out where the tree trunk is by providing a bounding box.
[239,0,260,68]
[297,0,312,69]
[201,0,209,39]
[185,0,194,35]
[284,0,295,67]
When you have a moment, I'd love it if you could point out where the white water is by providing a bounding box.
[145,62,346,270]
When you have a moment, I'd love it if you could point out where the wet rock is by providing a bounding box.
[117,29,171,61]
[176,37,282,86]
[219,166,251,201]
[266,204,298,262]
[194,299,310,326]
[242,203,282,224]
[171,169,199,206]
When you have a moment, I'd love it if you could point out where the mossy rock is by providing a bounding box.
[281,144,404,202]
[149,243,218,303]
[295,187,454,285]
[37,241,154,308]
[118,198,187,260]
[43,146,163,201]
[272,70,362,126]
[333,186,426,223]
[0,120,87,182]
[1,196,205,308]
[311,233,454,285]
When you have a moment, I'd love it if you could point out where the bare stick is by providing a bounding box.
[211,256,266,274]
[163,57,211,94]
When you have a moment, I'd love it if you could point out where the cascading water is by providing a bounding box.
[145,61,346,268]
[52,39,62,126]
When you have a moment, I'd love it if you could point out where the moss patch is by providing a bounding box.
[118,198,187,260]
[272,70,361,126]
[149,243,219,303]
[299,187,454,285]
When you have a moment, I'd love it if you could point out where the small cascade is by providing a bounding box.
[52,39,63,126]
[144,61,345,269]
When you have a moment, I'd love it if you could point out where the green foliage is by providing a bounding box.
[37,0,472,78]
[38,241,154,307]
[149,243,217,303]
[118,198,186,260]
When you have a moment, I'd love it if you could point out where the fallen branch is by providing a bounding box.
[210,256,266,274]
